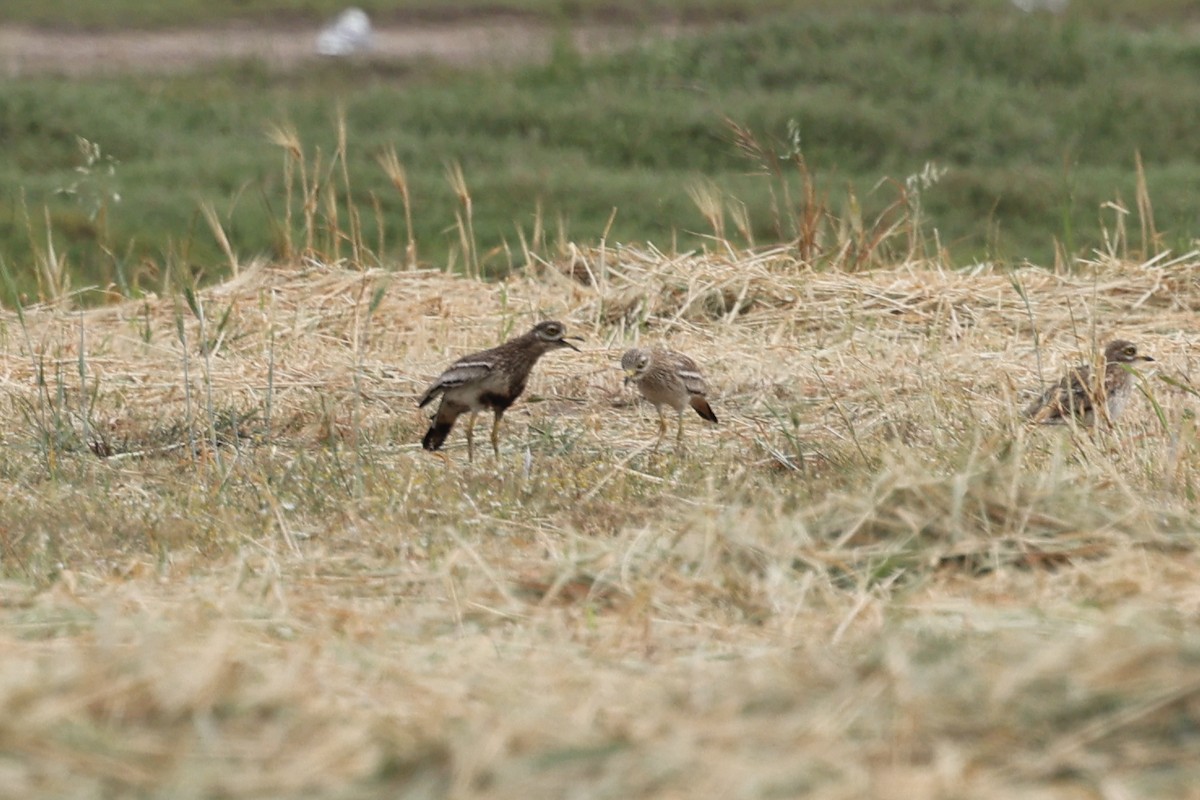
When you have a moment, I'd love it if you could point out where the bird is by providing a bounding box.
[620,347,718,451]
[1024,339,1154,425]
[418,320,582,461]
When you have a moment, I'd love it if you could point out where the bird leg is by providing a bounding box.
[653,406,667,453]
[675,410,686,452]
[465,412,478,463]
[490,411,504,459]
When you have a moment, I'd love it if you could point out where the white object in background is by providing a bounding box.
[316,8,373,56]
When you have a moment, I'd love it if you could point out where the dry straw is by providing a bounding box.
[9,241,1196,444]
[1,241,1200,797]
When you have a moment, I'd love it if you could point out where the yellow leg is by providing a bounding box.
[653,406,667,453]
[490,412,503,458]
[465,412,477,463]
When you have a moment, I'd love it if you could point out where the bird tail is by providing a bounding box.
[691,396,718,424]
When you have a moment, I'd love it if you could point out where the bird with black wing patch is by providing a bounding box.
[419,321,582,460]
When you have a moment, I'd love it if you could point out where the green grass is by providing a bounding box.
[7,6,1200,299]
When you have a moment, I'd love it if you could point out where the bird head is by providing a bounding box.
[1104,339,1154,364]
[531,320,582,352]
[620,348,652,386]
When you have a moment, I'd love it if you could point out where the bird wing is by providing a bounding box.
[678,368,708,398]
[417,355,495,407]
[1026,363,1094,422]
[670,353,709,397]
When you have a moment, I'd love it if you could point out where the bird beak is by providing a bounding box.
[623,368,637,386]
[561,335,583,352]
[1140,355,1155,362]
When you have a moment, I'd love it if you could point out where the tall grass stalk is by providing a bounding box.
[1134,151,1159,258]
[173,296,197,466]
[0,256,59,474]
[378,146,417,270]
[76,310,91,456]
[200,201,239,277]
[718,118,923,270]
[185,285,220,469]
[335,113,366,268]
[266,124,303,262]
[447,161,478,278]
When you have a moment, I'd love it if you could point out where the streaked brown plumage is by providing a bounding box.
[418,321,582,460]
[621,347,718,450]
[1024,339,1154,425]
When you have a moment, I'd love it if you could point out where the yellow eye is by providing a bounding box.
[1124,346,1136,357]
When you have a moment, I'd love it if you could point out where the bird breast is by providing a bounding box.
[636,371,689,412]
[1104,382,1133,419]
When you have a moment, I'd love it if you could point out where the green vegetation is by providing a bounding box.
[5,4,1200,296]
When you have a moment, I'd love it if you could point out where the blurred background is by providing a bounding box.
[2,0,1200,299]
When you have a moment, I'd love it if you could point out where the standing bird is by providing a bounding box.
[419,321,582,460]
[1024,339,1154,425]
[621,347,718,451]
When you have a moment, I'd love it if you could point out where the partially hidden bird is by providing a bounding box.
[1024,338,1154,425]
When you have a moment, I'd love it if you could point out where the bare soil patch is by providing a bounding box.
[0,18,692,77]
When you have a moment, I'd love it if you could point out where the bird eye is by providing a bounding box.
[1124,346,1136,356]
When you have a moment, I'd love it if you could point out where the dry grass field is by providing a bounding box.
[2,226,1200,797]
